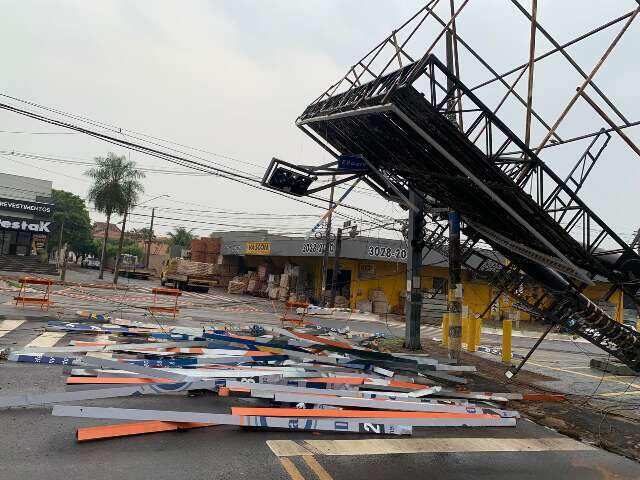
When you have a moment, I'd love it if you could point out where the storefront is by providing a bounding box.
[0,173,54,257]
[0,215,52,255]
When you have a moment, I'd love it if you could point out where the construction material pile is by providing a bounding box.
[0,314,523,442]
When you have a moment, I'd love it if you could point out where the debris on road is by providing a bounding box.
[0,314,530,442]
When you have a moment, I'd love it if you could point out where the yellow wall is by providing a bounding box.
[235,254,622,318]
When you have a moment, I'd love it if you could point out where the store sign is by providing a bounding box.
[358,263,376,279]
[245,241,271,255]
[367,245,407,259]
[301,242,334,254]
[0,197,54,216]
[0,217,51,233]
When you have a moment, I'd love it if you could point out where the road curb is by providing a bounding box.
[0,314,59,322]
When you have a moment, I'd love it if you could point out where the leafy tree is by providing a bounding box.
[48,189,93,258]
[106,239,143,260]
[166,226,196,248]
[85,153,145,279]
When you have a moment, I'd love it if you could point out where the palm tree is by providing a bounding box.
[85,153,145,280]
[166,227,196,248]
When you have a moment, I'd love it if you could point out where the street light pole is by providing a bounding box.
[145,207,155,269]
[320,176,335,305]
[329,227,343,308]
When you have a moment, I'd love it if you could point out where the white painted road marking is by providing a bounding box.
[267,437,595,457]
[24,332,65,349]
[0,320,25,338]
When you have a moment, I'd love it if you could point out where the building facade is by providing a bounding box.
[219,230,622,322]
[0,173,54,256]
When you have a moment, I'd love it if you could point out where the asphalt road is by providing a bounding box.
[1,357,639,480]
[0,269,639,478]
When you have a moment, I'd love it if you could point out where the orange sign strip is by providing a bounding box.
[231,407,499,419]
[77,421,212,442]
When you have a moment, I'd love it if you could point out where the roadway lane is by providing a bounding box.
[1,359,639,480]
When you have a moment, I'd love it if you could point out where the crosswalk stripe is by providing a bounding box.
[24,332,66,349]
[267,440,314,457]
[0,320,25,338]
[267,437,594,457]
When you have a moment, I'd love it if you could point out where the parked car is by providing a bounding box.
[82,257,101,269]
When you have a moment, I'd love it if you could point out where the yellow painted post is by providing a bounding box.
[467,316,477,352]
[461,314,468,349]
[614,288,624,323]
[475,316,482,347]
[441,312,449,346]
[636,318,640,333]
[502,319,512,364]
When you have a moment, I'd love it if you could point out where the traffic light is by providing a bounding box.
[263,159,317,196]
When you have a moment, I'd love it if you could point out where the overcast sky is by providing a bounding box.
[0,0,638,245]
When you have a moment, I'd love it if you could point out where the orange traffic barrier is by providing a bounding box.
[231,407,500,419]
[66,377,175,385]
[77,421,213,442]
[148,287,182,320]
[15,276,54,309]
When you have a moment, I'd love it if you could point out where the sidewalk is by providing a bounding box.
[309,310,591,343]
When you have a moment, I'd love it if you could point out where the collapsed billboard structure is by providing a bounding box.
[263,1,640,371]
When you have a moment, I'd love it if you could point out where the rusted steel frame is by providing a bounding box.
[428,10,561,143]
[471,65,528,146]
[470,10,634,92]
[531,8,639,159]
[327,0,441,101]
[502,119,640,155]
[524,0,538,147]
[579,90,640,158]
[371,0,448,100]
[511,0,632,127]
[391,31,403,68]
[449,0,464,130]
[386,0,471,105]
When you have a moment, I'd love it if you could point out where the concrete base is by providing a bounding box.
[590,358,638,376]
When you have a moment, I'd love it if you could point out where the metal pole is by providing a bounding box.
[97,211,110,280]
[447,211,463,362]
[505,321,555,379]
[329,227,342,308]
[320,177,335,305]
[56,218,65,269]
[524,0,538,147]
[112,208,128,285]
[404,190,424,350]
[446,27,463,362]
[145,207,155,269]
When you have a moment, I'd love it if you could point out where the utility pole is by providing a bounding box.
[97,210,111,281]
[56,218,65,270]
[320,177,335,305]
[145,207,155,269]
[329,227,343,308]
[446,21,463,362]
[113,187,132,285]
[405,190,425,350]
